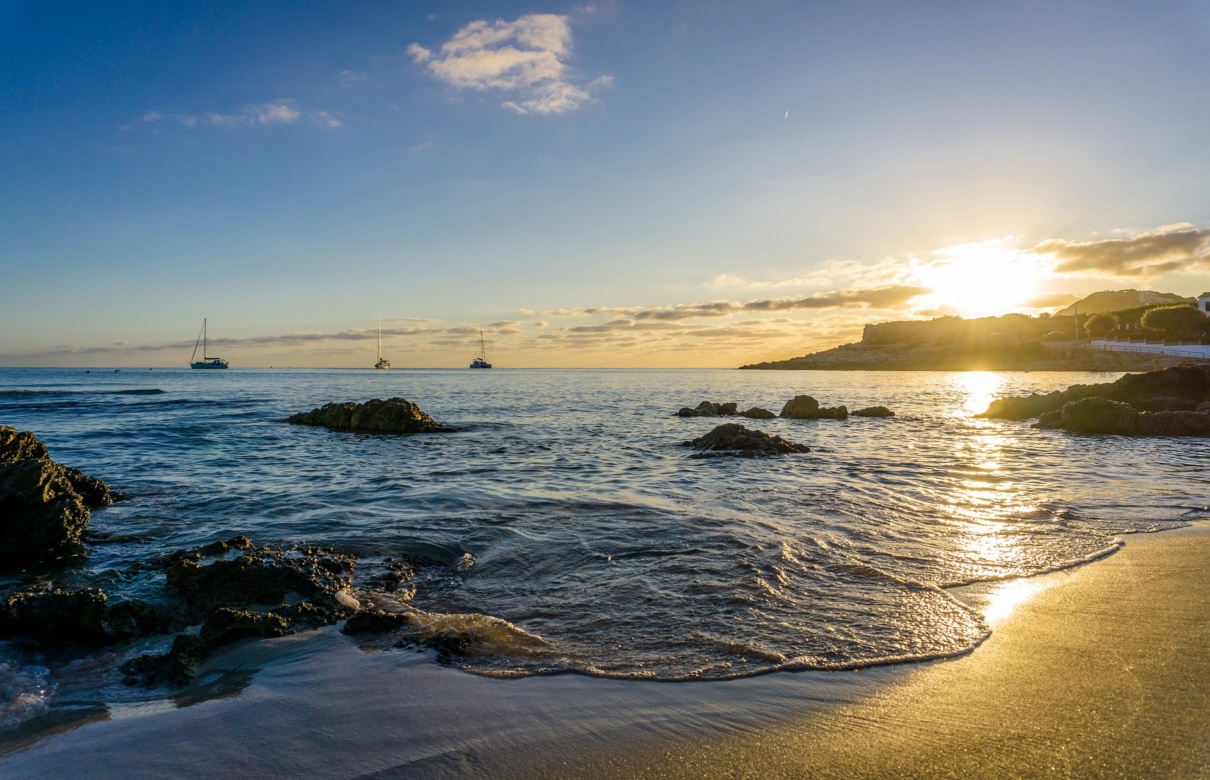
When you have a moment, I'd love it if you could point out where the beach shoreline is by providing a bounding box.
[3,524,1208,778]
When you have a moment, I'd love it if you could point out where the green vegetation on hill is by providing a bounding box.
[1055,289,1192,316]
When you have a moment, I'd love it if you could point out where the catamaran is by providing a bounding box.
[469,326,492,369]
[375,315,391,370]
[190,319,229,369]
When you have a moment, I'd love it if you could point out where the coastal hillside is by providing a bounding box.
[1055,289,1191,316]
[741,306,1199,371]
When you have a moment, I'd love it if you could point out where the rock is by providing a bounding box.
[814,405,848,420]
[0,426,114,571]
[676,401,739,417]
[739,407,777,419]
[0,587,179,646]
[852,406,895,418]
[165,545,357,617]
[0,588,110,645]
[1034,397,1210,436]
[343,608,413,634]
[981,365,1210,420]
[122,542,361,686]
[681,423,810,456]
[287,397,456,434]
[779,395,819,419]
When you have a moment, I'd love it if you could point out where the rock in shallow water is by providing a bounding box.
[980,364,1210,420]
[779,395,848,420]
[0,425,114,571]
[852,406,895,418]
[1034,397,1210,436]
[287,397,456,434]
[682,423,810,456]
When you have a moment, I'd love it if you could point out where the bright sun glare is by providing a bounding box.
[917,241,1045,317]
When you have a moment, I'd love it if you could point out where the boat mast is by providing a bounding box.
[479,326,486,361]
[378,315,382,360]
[191,320,205,364]
[203,318,208,360]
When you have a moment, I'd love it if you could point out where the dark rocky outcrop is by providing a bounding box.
[0,426,114,571]
[676,401,779,420]
[676,401,739,417]
[121,541,361,686]
[1033,397,1210,436]
[979,365,1210,420]
[287,397,455,434]
[0,588,181,647]
[342,608,414,635]
[779,395,848,420]
[852,406,895,418]
[682,423,810,456]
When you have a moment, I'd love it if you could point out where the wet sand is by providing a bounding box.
[3,526,1208,779]
[547,524,1210,779]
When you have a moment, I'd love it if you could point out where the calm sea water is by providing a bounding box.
[2,367,1207,729]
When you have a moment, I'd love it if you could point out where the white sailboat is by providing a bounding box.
[469,326,492,369]
[190,319,229,369]
[375,315,391,370]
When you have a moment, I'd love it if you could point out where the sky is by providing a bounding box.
[2,0,1209,368]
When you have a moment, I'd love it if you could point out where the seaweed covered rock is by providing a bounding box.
[287,397,455,434]
[778,395,848,420]
[1033,397,1210,436]
[123,541,361,685]
[675,401,739,417]
[852,406,895,418]
[980,365,1210,420]
[0,425,114,571]
[0,587,180,647]
[682,423,810,456]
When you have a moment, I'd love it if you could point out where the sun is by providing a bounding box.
[915,240,1046,317]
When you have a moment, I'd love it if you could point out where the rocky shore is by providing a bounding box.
[980,364,1210,436]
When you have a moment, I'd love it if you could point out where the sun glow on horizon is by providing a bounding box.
[916,240,1048,318]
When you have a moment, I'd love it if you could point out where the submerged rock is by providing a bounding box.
[778,395,848,420]
[739,407,777,419]
[0,425,114,571]
[287,397,456,434]
[852,406,895,418]
[980,364,1210,420]
[682,423,810,456]
[1033,397,1210,436]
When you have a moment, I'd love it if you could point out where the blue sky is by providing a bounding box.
[2,0,1209,367]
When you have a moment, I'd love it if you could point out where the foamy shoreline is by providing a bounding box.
[4,524,1207,778]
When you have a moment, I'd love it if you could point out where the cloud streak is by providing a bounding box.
[409,14,610,114]
[1029,226,1210,277]
[630,285,932,321]
[125,101,340,131]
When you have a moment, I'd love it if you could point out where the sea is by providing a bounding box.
[1,366,1207,743]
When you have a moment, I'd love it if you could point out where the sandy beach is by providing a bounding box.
[2,525,1206,778]
[546,524,1210,779]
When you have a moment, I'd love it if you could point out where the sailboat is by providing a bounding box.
[375,315,391,370]
[190,319,229,369]
[469,326,492,369]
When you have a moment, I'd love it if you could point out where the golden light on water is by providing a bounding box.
[956,371,1008,417]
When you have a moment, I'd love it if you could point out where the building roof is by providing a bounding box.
[1200,292,1210,298]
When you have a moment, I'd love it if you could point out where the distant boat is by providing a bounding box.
[375,315,391,370]
[470,326,492,369]
[190,319,229,369]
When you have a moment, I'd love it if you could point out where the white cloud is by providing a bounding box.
[410,13,610,114]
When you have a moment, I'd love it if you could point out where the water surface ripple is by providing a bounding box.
[1,368,1205,700]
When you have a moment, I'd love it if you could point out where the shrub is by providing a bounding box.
[1083,313,1117,338]
[1140,305,1206,341]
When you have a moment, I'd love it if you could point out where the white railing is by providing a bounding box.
[1089,340,1210,359]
